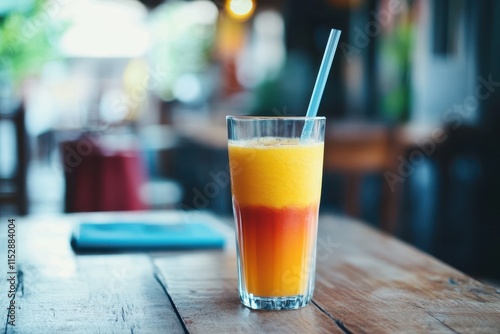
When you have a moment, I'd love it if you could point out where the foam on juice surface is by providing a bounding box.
[228,137,324,208]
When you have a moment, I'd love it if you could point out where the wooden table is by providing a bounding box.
[1,211,499,333]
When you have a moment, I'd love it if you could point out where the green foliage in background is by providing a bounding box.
[0,0,63,85]
[378,1,414,123]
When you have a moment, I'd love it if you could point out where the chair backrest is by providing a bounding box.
[323,123,397,232]
[0,103,28,215]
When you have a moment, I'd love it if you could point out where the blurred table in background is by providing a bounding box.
[1,210,499,333]
[173,121,437,233]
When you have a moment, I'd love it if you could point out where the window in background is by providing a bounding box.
[237,10,285,89]
[411,0,476,125]
[148,1,218,104]
[58,0,149,58]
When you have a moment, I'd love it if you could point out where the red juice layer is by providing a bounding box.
[234,204,319,297]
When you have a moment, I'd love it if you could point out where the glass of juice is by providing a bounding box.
[227,116,325,310]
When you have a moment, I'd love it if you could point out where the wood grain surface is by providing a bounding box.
[312,216,500,333]
[0,218,184,334]
[153,215,500,333]
[1,212,499,333]
[153,252,341,334]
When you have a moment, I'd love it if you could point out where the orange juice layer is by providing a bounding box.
[235,204,319,297]
[228,138,324,208]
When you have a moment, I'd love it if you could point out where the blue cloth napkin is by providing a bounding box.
[72,222,225,251]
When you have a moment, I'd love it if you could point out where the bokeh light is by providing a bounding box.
[225,0,255,21]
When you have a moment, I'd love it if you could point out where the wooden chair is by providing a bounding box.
[0,103,28,215]
[323,123,402,232]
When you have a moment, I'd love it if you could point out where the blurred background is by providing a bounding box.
[0,0,498,280]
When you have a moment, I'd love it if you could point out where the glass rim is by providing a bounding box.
[226,116,326,121]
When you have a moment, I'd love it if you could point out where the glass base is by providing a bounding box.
[240,291,312,310]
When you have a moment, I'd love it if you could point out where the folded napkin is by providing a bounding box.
[71,222,225,252]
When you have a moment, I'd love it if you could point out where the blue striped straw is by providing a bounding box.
[301,29,342,141]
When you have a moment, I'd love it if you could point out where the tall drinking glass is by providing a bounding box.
[227,116,325,310]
